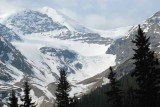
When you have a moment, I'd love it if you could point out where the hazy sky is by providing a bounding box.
[0,0,160,30]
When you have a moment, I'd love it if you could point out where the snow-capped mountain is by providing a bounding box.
[3,8,113,45]
[0,7,120,106]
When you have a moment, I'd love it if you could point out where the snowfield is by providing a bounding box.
[12,33,116,83]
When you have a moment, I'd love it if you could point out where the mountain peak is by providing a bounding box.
[153,11,160,17]
[40,7,92,33]
[147,11,160,24]
[4,9,67,35]
[41,6,57,13]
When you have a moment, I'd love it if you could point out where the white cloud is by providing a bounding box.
[83,14,136,30]
[84,14,108,29]
[82,4,93,10]
[95,0,108,10]
[0,0,23,18]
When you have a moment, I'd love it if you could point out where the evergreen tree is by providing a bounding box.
[131,25,160,107]
[56,69,71,107]
[105,67,123,107]
[21,81,36,107]
[8,90,18,107]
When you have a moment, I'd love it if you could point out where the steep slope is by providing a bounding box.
[0,24,21,41]
[0,37,33,77]
[106,11,160,63]
[0,23,32,83]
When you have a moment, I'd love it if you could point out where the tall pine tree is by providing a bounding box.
[8,90,18,107]
[21,81,36,107]
[55,69,71,107]
[105,67,123,107]
[132,25,160,107]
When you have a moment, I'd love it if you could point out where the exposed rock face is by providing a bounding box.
[106,11,160,63]
[47,82,57,96]
[40,47,83,74]
[0,37,33,75]
[0,62,15,82]
[0,24,21,41]
[54,31,113,45]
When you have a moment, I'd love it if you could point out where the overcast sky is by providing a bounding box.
[0,0,160,30]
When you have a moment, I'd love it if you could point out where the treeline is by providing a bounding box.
[7,81,36,107]
[76,25,160,107]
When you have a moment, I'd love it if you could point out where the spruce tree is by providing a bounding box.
[21,81,36,107]
[132,25,160,107]
[105,67,123,107]
[8,90,18,107]
[55,69,71,107]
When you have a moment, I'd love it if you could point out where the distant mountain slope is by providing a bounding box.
[106,11,160,63]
